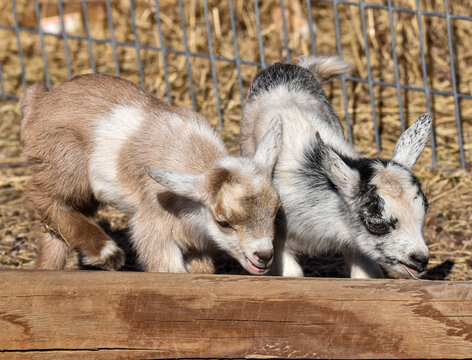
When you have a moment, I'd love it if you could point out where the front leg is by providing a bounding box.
[130,211,187,273]
[272,236,304,277]
[185,253,215,274]
[281,247,304,277]
[344,252,384,278]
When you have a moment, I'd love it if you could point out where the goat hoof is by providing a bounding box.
[99,247,125,270]
[82,242,126,270]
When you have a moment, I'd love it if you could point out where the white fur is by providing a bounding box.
[82,240,121,266]
[295,56,351,83]
[279,247,304,277]
[89,105,144,213]
[241,57,431,279]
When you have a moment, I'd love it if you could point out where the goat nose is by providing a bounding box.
[409,252,429,271]
[254,250,274,266]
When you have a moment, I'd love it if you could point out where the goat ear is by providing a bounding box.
[391,113,432,169]
[316,133,360,198]
[146,166,205,201]
[253,116,282,174]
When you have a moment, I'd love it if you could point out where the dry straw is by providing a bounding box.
[0,0,471,279]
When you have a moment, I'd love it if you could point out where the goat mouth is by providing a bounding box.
[398,262,421,279]
[245,257,268,274]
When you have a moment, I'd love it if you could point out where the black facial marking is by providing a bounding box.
[408,171,421,187]
[299,138,420,237]
[415,188,429,212]
[406,168,429,213]
[383,256,397,266]
[375,241,386,253]
[339,155,389,186]
[297,139,338,194]
[358,190,399,236]
[363,192,384,219]
[298,140,388,202]
[339,157,400,237]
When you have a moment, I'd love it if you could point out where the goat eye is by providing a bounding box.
[366,221,389,235]
[216,220,233,229]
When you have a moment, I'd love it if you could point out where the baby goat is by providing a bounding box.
[21,74,281,274]
[240,56,432,278]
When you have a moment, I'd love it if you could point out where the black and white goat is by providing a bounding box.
[240,56,432,278]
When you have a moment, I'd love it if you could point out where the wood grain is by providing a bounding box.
[0,270,471,359]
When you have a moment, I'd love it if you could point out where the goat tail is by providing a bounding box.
[295,56,350,83]
[21,81,48,129]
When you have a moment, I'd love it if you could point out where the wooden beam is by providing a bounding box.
[0,270,471,359]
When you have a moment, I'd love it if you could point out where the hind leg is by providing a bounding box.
[27,181,125,270]
[35,230,69,270]
[48,204,125,270]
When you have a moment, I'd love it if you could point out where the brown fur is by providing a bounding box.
[21,74,281,273]
[21,76,131,269]
[207,168,236,196]
[35,231,69,270]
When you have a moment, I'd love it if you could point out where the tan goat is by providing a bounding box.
[21,74,282,274]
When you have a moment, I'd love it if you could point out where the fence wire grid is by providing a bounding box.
[0,0,471,170]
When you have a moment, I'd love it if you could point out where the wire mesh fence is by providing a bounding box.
[0,0,470,170]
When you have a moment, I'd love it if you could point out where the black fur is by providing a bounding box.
[300,140,402,237]
[416,188,429,212]
[296,139,338,196]
[410,173,429,212]
[300,139,382,195]
[247,62,324,101]
[247,61,346,137]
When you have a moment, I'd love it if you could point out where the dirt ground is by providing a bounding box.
[1,0,472,279]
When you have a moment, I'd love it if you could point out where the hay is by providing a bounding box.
[0,0,471,279]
